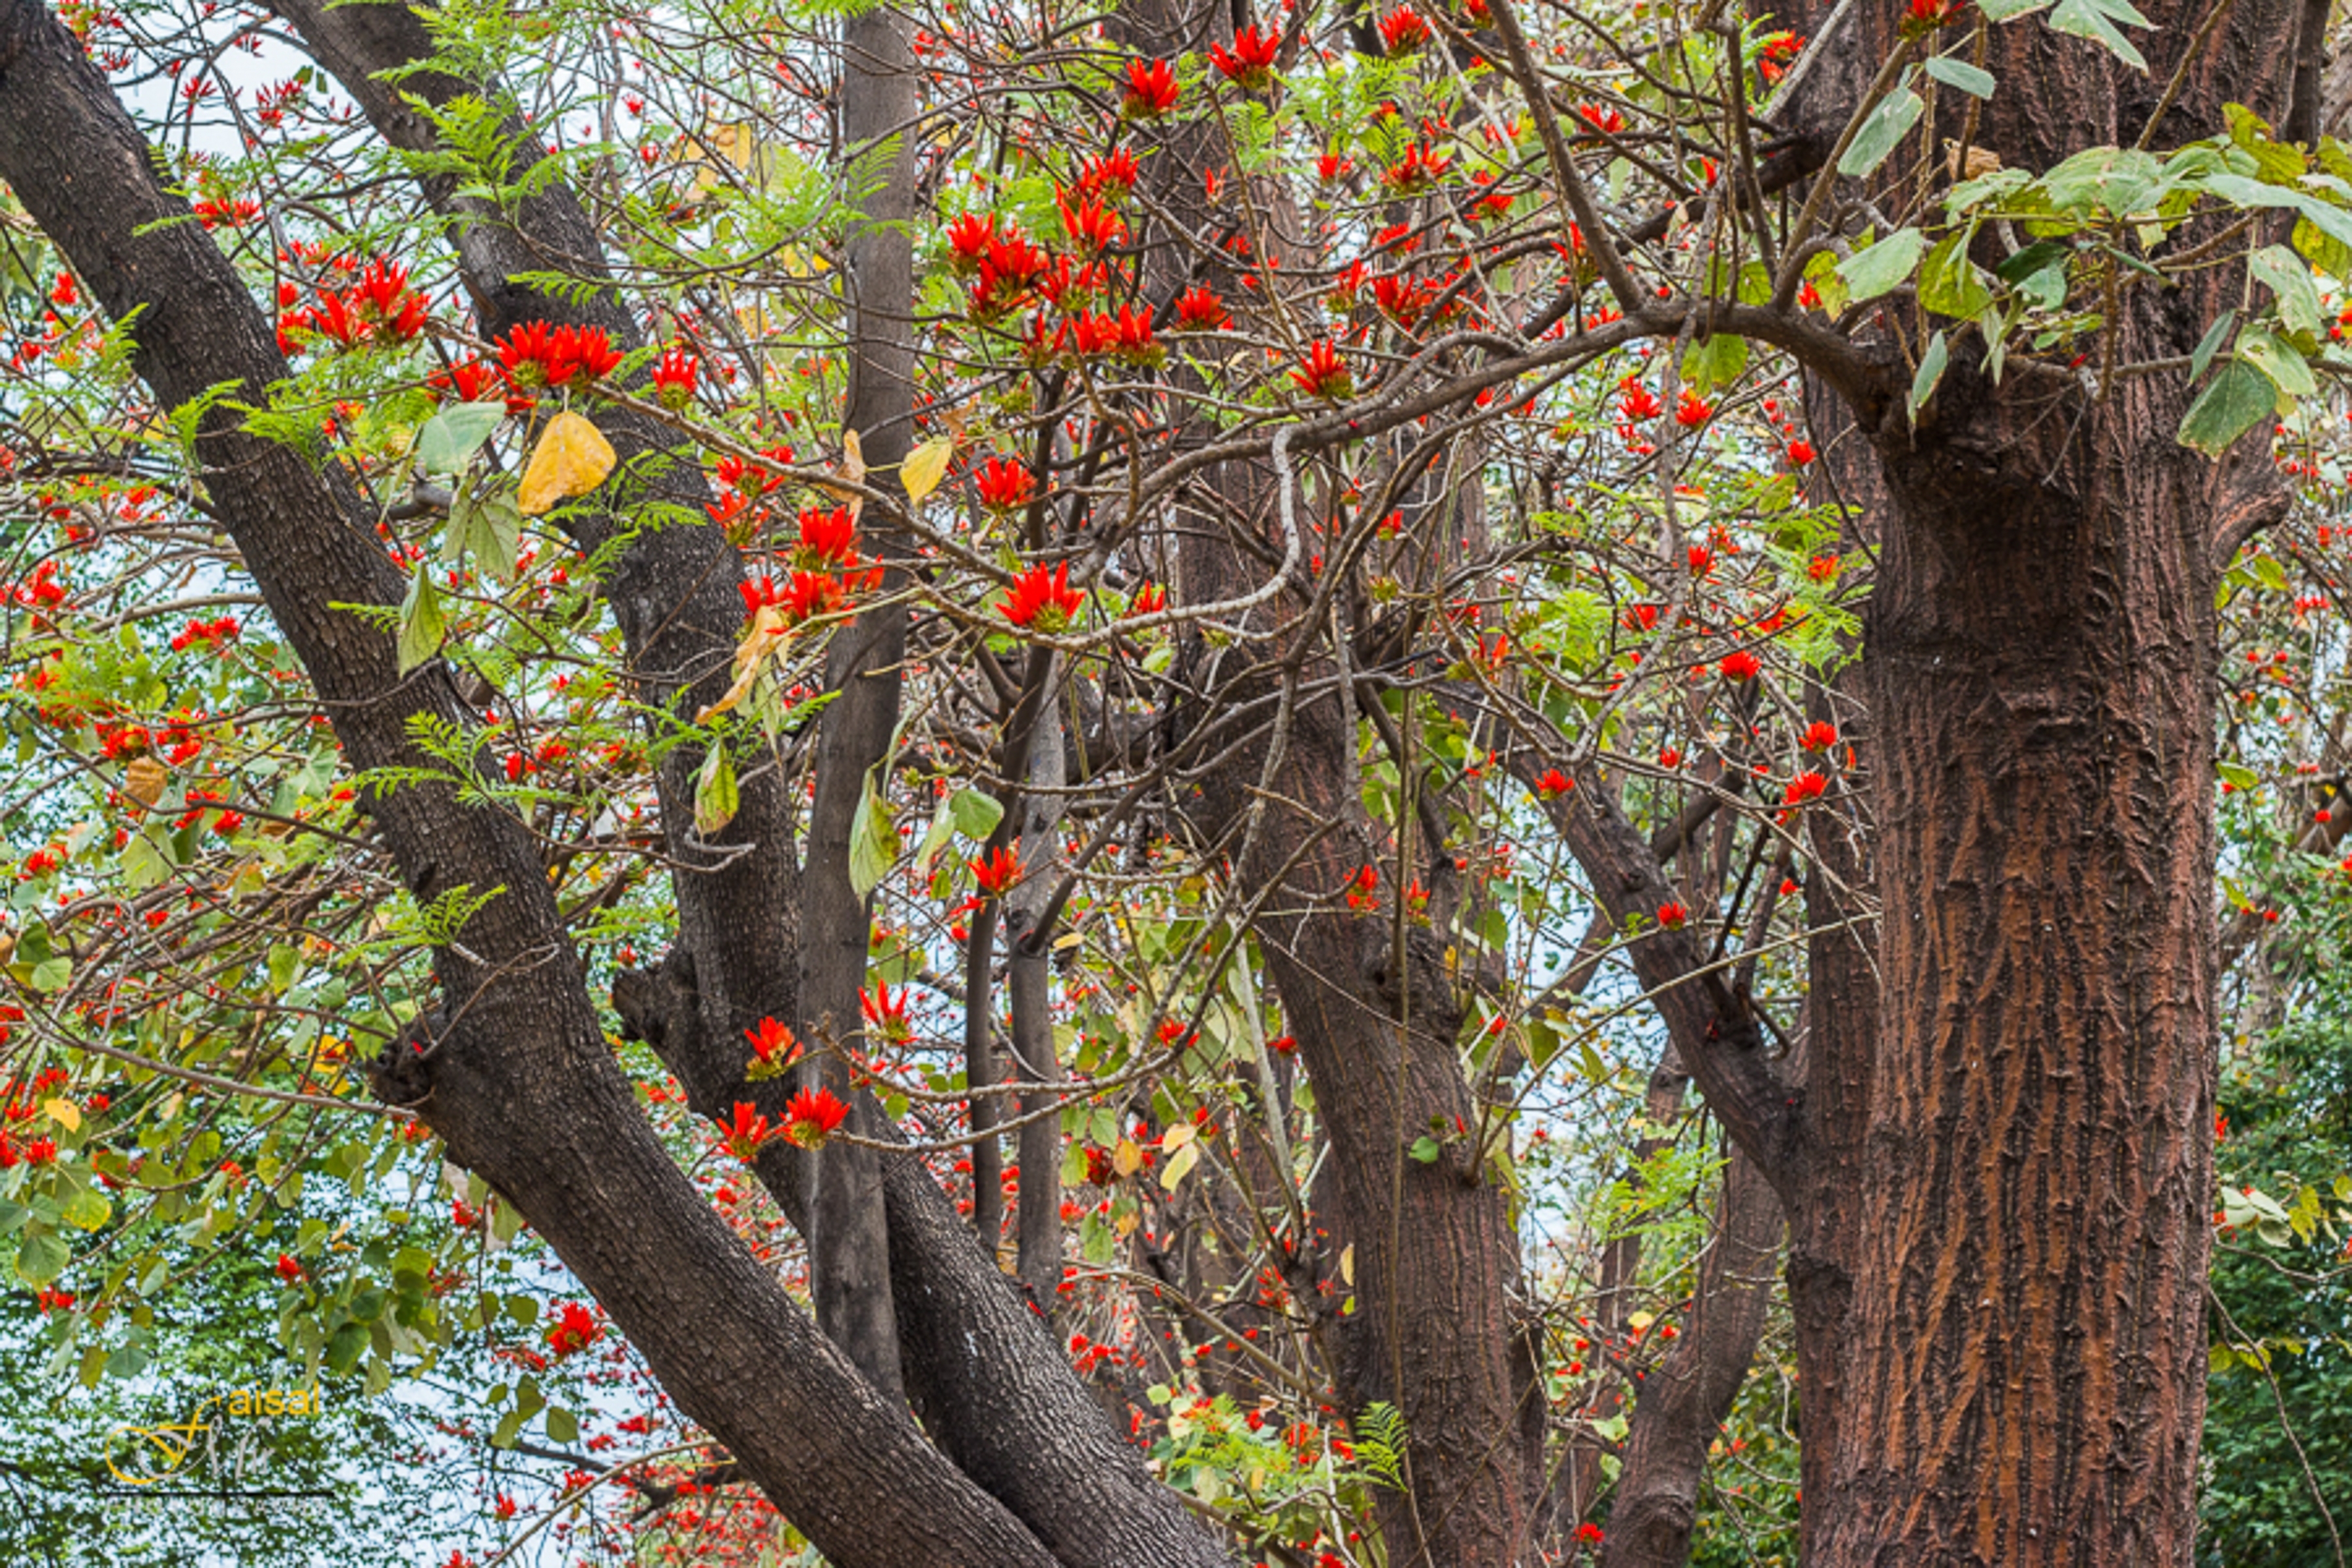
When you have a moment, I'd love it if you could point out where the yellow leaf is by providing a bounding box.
[123,755,169,810]
[1160,1122,1197,1153]
[902,437,954,504]
[518,412,617,516]
[1340,1243,1355,1286]
[696,606,789,722]
[44,1097,82,1132]
[1112,1137,1144,1177]
[841,429,866,485]
[1159,1139,1200,1190]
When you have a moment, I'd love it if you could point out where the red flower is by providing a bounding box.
[947,211,997,272]
[745,1017,802,1081]
[495,321,623,388]
[794,505,859,570]
[1121,57,1180,118]
[719,1101,772,1160]
[651,346,699,409]
[1128,581,1166,617]
[275,1252,304,1281]
[1058,193,1128,253]
[1575,103,1624,135]
[1345,863,1380,913]
[976,455,1036,512]
[1533,768,1573,799]
[1656,902,1687,930]
[972,844,1022,897]
[1720,649,1761,681]
[1378,6,1431,52]
[1617,381,1662,422]
[1801,720,1838,751]
[1076,149,1140,200]
[1000,561,1085,632]
[1210,24,1281,90]
[1674,388,1714,427]
[1784,770,1828,806]
[544,1301,601,1358]
[1576,1523,1605,1545]
[1173,285,1230,331]
[1786,439,1816,466]
[1266,1033,1299,1056]
[1292,340,1352,399]
[783,1086,851,1150]
[862,984,913,1044]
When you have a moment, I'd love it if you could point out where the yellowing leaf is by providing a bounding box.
[1160,1122,1197,1153]
[1159,1139,1200,1190]
[518,412,617,516]
[123,756,169,810]
[1340,1243,1355,1286]
[1112,1137,1144,1177]
[902,437,954,504]
[696,606,789,722]
[44,1097,82,1132]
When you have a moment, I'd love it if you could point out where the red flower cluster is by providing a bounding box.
[1533,768,1573,799]
[1720,649,1762,682]
[744,1017,802,1081]
[495,321,624,389]
[277,260,429,353]
[1122,57,1180,118]
[1379,6,1431,52]
[1801,720,1838,751]
[971,844,1022,896]
[721,1101,774,1160]
[862,984,913,1045]
[1210,24,1281,90]
[171,615,240,652]
[544,1302,601,1358]
[783,1086,851,1150]
[1000,562,1085,632]
[1293,340,1352,399]
[976,456,1036,512]
[651,346,699,409]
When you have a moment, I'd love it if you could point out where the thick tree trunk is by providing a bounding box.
[1765,8,2299,1562]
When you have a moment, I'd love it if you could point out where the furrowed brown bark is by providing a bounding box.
[1788,6,2299,1563]
[0,7,1059,1562]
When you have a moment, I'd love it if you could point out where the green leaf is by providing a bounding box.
[2236,323,2314,397]
[2217,760,2260,789]
[396,564,446,675]
[29,957,71,993]
[60,1184,111,1232]
[1923,56,1996,99]
[2048,0,2148,70]
[545,1405,580,1445]
[2189,308,2236,381]
[848,766,896,896]
[2247,244,2322,339]
[1408,1135,1443,1164]
[2177,359,2278,458]
[14,1230,69,1286]
[1838,228,1924,302]
[1993,240,2070,283]
[1682,331,1748,392]
[1838,87,1925,178]
[415,401,504,475]
[949,787,1004,840]
[446,485,524,583]
[1919,233,1993,319]
[694,742,739,836]
[1908,330,1950,422]
[1977,0,2054,15]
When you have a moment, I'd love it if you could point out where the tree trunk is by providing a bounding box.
[1789,8,2299,1561]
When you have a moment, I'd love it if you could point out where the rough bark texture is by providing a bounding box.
[1790,6,2300,1563]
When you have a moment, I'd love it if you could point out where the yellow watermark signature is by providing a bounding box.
[103,1387,323,1486]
